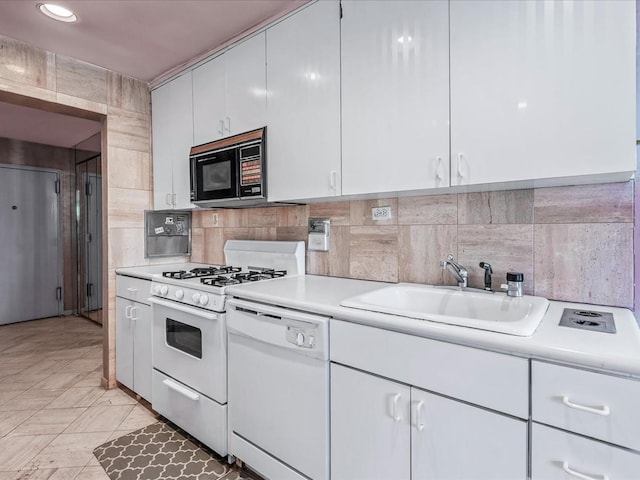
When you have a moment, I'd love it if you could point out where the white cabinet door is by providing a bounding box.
[151,72,194,209]
[450,0,635,187]
[331,364,411,480]
[115,296,134,391]
[532,423,640,480]
[132,302,152,402]
[170,72,195,209]
[411,387,527,480]
[193,55,226,145]
[225,33,267,136]
[341,0,450,196]
[151,82,174,209]
[266,0,341,202]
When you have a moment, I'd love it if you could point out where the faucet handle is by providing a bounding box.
[447,254,455,262]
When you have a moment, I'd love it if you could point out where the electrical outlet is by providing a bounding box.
[211,213,219,227]
[372,206,392,220]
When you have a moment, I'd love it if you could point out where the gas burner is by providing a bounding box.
[201,276,243,287]
[235,269,287,282]
[163,265,241,279]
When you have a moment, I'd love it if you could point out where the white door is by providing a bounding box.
[341,0,450,196]
[151,72,194,209]
[224,33,267,136]
[411,387,527,480]
[266,0,341,201]
[151,81,175,209]
[193,54,226,144]
[115,296,134,390]
[0,165,61,325]
[450,0,635,186]
[330,364,411,480]
[132,302,152,402]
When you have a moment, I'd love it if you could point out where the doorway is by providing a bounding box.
[0,164,62,325]
[75,152,103,325]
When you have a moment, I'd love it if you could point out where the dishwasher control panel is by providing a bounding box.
[286,325,316,349]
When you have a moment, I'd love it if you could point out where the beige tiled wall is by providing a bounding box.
[193,181,635,309]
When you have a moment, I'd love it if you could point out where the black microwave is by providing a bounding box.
[190,127,266,208]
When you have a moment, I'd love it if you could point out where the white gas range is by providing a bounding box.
[148,240,305,457]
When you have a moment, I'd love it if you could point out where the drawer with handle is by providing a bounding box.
[532,423,640,480]
[532,360,640,451]
[116,275,151,304]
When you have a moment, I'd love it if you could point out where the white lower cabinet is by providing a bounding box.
[532,423,640,480]
[331,363,527,480]
[115,275,152,401]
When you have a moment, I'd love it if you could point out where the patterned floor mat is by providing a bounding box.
[93,422,253,480]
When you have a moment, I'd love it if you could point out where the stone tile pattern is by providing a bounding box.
[193,182,634,308]
[94,422,249,480]
[0,33,164,388]
[0,316,156,479]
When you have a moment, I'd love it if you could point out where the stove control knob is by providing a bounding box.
[296,332,305,347]
[192,293,201,303]
[153,285,161,295]
[175,289,184,300]
[199,295,209,306]
[160,285,169,296]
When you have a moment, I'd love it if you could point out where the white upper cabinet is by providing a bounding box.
[450,0,636,187]
[192,33,267,145]
[341,0,450,196]
[151,72,194,210]
[192,55,225,146]
[266,0,341,202]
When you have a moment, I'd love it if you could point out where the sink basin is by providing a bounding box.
[340,283,549,336]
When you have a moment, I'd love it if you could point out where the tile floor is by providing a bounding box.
[0,315,159,480]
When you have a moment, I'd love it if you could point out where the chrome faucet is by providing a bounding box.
[440,254,468,288]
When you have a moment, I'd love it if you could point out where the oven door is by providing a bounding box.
[191,146,238,202]
[149,296,226,403]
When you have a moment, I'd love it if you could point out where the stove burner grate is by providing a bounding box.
[199,268,287,287]
[163,265,242,280]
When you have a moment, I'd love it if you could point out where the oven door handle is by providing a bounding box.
[162,378,200,401]
[148,296,218,320]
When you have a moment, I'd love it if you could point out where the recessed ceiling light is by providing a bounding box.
[37,3,78,23]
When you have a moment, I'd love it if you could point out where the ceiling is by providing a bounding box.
[0,0,306,149]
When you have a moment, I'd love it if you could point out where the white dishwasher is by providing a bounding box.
[227,298,329,480]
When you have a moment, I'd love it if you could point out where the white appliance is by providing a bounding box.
[148,240,305,457]
[227,298,330,480]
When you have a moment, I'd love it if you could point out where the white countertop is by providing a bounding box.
[226,275,640,378]
[115,262,208,280]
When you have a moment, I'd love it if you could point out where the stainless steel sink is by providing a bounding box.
[340,283,549,336]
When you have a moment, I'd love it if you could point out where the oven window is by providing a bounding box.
[166,318,202,359]
[202,161,231,192]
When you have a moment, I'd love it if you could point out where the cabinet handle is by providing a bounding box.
[162,378,200,401]
[414,400,425,431]
[435,156,444,181]
[127,287,137,293]
[172,193,177,206]
[561,396,610,416]
[165,193,172,206]
[562,461,609,480]
[457,153,465,179]
[130,306,138,321]
[218,119,224,135]
[329,171,337,191]
[225,117,231,133]
[390,393,402,422]
[125,305,132,319]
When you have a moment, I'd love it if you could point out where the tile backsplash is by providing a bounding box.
[192,181,634,309]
